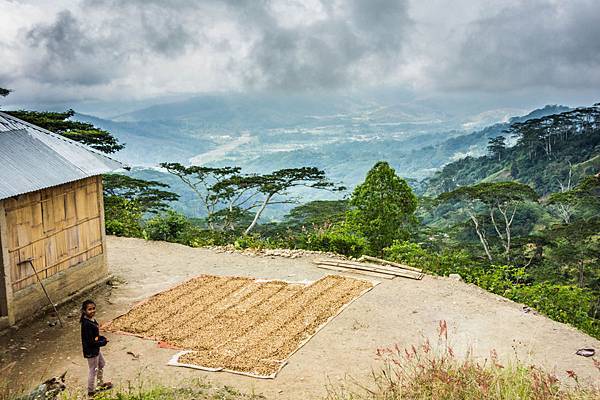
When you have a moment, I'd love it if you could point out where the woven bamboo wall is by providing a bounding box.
[2,176,104,292]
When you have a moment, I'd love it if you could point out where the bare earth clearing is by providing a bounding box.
[1,236,599,399]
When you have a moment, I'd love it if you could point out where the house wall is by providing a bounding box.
[0,176,108,325]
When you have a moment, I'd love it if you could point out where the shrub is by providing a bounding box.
[507,284,600,338]
[144,210,193,242]
[104,196,144,237]
[298,226,367,257]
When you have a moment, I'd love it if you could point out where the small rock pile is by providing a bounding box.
[205,245,345,260]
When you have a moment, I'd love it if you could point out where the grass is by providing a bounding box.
[326,321,600,400]
[0,378,264,400]
[3,323,598,400]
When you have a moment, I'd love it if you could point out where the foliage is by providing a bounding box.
[347,161,417,254]
[327,325,600,400]
[1,378,264,400]
[507,284,599,335]
[161,162,343,234]
[144,210,197,243]
[427,104,600,196]
[437,182,539,262]
[487,135,506,161]
[283,200,348,229]
[5,109,124,153]
[0,87,10,97]
[103,174,179,214]
[296,225,367,257]
[103,196,144,238]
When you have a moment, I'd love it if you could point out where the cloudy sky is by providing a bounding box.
[1,0,599,111]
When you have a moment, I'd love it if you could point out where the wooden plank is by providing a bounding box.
[96,176,107,257]
[316,264,393,279]
[11,243,103,287]
[41,198,55,233]
[0,200,14,321]
[7,215,100,252]
[75,186,87,221]
[317,259,424,277]
[358,255,423,273]
[315,260,423,280]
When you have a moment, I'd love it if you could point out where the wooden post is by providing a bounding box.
[0,200,15,325]
[96,176,109,275]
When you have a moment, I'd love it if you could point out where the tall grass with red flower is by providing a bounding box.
[327,320,600,400]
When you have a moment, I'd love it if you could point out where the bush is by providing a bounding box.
[234,234,267,250]
[104,196,144,237]
[297,226,367,257]
[507,284,600,338]
[144,210,192,242]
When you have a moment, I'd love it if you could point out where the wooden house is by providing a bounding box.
[0,112,122,329]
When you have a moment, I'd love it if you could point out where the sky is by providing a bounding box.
[1,0,599,113]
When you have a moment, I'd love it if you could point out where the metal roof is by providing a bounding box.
[0,111,124,200]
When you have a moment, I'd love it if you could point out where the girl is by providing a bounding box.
[80,299,112,396]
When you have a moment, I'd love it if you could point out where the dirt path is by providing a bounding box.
[1,236,598,398]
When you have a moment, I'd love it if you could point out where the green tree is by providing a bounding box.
[347,161,417,254]
[487,136,506,161]
[438,182,539,262]
[6,109,123,153]
[159,163,243,229]
[103,174,179,214]
[144,210,193,242]
[284,200,348,228]
[241,167,343,234]
[103,196,144,237]
[162,163,342,233]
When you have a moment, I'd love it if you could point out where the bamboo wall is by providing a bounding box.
[1,176,104,292]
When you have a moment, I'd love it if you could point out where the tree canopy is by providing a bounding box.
[347,161,417,254]
[103,174,179,214]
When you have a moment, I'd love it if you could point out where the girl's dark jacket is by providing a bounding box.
[81,318,107,358]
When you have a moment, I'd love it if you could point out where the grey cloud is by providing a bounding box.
[235,0,412,91]
[25,10,118,85]
[22,3,201,86]
[18,0,412,91]
[436,0,600,91]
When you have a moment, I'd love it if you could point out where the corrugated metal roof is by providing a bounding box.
[0,111,124,200]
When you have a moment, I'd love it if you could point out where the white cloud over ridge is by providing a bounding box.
[1,0,599,105]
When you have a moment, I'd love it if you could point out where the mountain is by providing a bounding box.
[76,96,578,218]
[425,104,599,196]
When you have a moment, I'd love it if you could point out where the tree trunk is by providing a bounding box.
[245,193,273,235]
[468,211,493,262]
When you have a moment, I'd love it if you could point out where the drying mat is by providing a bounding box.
[104,274,375,378]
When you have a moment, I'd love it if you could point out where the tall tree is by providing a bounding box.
[6,109,123,153]
[438,182,539,262]
[240,167,343,234]
[159,163,241,229]
[347,161,417,254]
[103,174,179,214]
[487,136,506,161]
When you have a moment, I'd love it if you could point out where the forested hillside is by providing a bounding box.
[426,104,599,195]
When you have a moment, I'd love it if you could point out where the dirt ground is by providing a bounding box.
[1,236,599,399]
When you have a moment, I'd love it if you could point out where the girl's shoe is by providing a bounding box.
[97,382,113,391]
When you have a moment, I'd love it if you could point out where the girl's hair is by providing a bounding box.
[80,299,96,323]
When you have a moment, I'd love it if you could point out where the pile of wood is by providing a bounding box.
[314,255,423,280]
